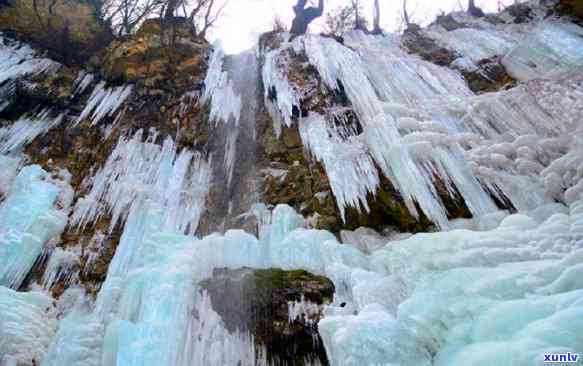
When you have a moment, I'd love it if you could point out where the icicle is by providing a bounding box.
[75,81,133,126]
[261,47,300,131]
[299,113,379,221]
[72,71,95,97]
[41,248,79,290]
[0,36,60,85]
[0,111,63,154]
[202,45,242,125]
[71,129,210,235]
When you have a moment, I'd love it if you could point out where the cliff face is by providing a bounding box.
[2,1,583,364]
[0,0,111,64]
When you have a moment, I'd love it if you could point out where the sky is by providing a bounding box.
[209,0,519,53]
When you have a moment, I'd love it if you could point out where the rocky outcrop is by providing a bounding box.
[402,25,458,66]
[200,267,334,365]
[0,0,111,64]
[556,0,583,22]
[101,18,209,89]
[457,57,517,94]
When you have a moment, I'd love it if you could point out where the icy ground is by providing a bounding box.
[1,4,583,365]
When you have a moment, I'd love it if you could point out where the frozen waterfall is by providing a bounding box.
[1,5,583,366]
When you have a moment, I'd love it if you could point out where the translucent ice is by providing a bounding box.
[0,166,72,289]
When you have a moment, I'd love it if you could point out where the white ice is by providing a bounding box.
[75,81,132,126]
[71,129,210,236]
[0,286,57,366]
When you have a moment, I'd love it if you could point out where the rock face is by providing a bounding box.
[101,18,209,88]
[556,0,583,22]
[402,25,458,66]
[0,0,111,64]
[458,57,517,93]
[200,267,334,365]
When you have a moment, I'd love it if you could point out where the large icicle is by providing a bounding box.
[299,113,379,221]
[71,129,210,235]
[202,44,242,125]
[0,111,63,154]
[301,34,496,226]
[75,81,132,126]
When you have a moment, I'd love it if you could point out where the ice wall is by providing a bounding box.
[0,166,73,289]
[262,21,583,227]
[0,287,57,365]
[40,196,583,366]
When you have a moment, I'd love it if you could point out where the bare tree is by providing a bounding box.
[290,0,324,35]
[324,5,355,37]
[350,0,367,30]
[372,0,382,34]
[468,0,485,17]
[324,2,367,37]
[403,0,411,27]
[188,0,228,38]
[102,0,165,35]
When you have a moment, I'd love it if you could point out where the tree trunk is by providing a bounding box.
[468,0,485,17]
[403,0,410,26]
[164,0,178,20]
[373,0,381,34]
[290,0,324,35]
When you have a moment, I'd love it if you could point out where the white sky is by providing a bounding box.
[209,0,517,53]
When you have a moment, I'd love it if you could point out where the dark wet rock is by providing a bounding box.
[402,27,459,66]
[200,267,334,365]
[432,14,467,31]
[0,0,112,65]
[556,0,583,23]
[507,2,534,23]
[459,57,517,94]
